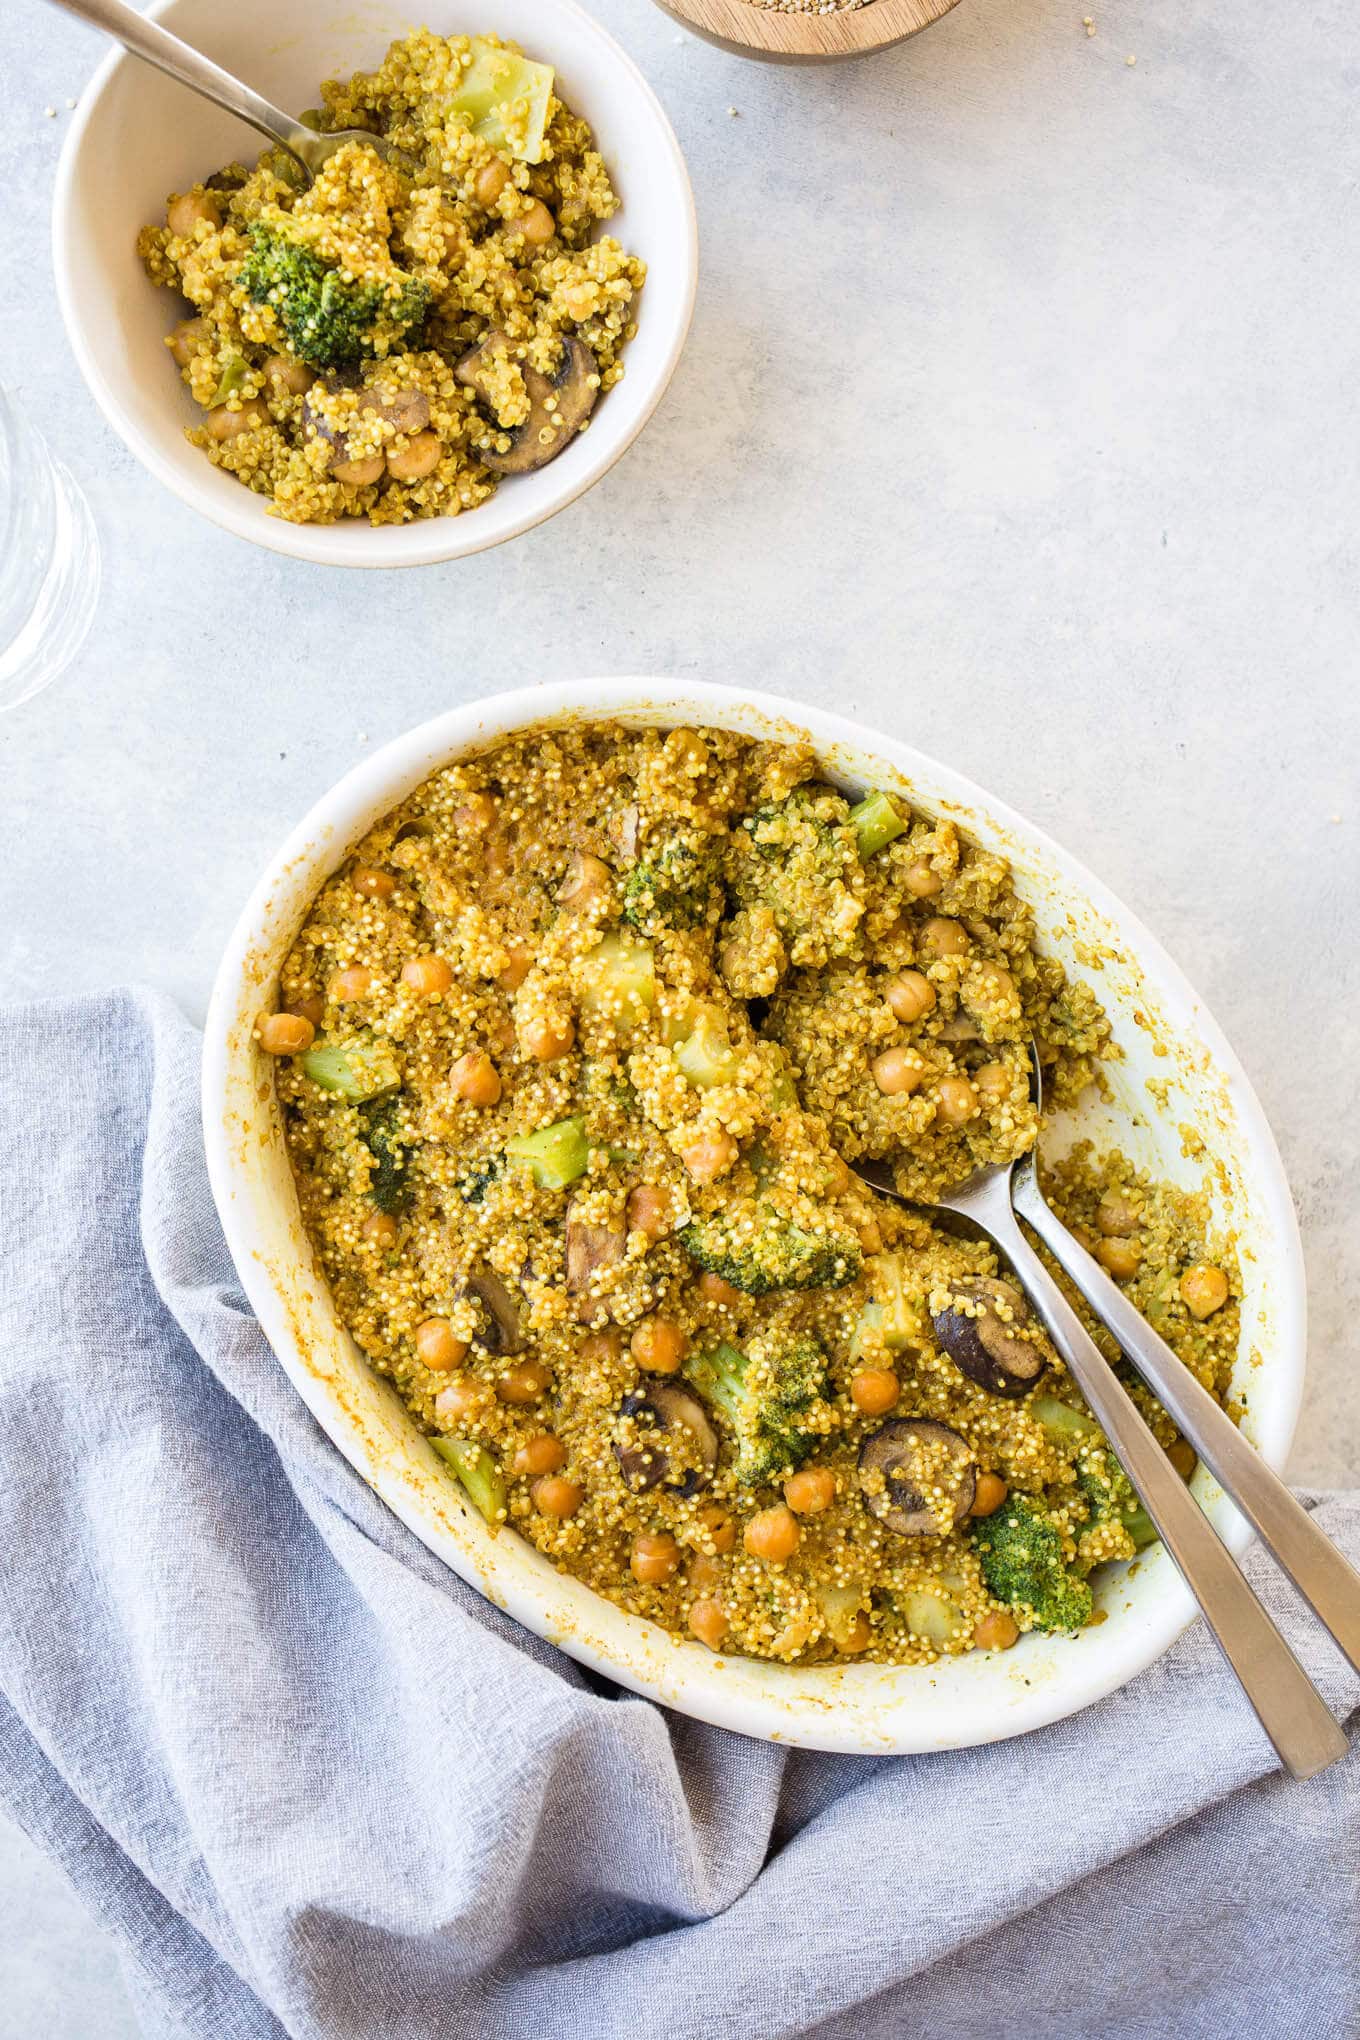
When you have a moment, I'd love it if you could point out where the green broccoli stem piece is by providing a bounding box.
[431,1437,507,1525]
[505,1115,589,1189]
[298,1036,402,1102]
[673,1006,741,1090]
[848,789,907,857]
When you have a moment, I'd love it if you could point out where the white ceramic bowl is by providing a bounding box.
[203,680,1306,1752]
[52,0,696,568]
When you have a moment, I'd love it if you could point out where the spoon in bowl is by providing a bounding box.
[853,1049,1357,1780]
[46,0,403,185]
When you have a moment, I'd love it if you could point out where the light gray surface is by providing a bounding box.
[1,0,1357,2029]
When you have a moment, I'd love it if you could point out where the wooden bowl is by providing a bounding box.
[650,0,960,63]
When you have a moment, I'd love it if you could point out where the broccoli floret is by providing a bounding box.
[240,222,429,368]
[1077,1453,1157,1553]
[971,1494,1094,1633]
[360,1099,410,1215]
[728,787,864,965]
[456,1156,503,1204]
[681,1206,862,1295]
[622,838,720,934]
[684,1336,831,1487]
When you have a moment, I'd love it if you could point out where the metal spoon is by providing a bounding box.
[46,0,402,185]
[853,1059,1353,1781]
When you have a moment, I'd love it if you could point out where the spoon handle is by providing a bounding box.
[963,1184,1348,1779]
[47,0,305,166]
[1013,1160,1360,1678]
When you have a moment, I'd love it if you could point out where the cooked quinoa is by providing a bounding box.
[263,723,1240,1666]
[137,32,645,525]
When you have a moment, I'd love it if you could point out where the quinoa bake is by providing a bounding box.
[260,723,1240,1666]
[136,32,645,525]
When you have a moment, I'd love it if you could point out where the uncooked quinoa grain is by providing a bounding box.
[270,723,1240,1666]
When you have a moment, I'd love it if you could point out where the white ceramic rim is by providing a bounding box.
[50,1,698,569]
[203,679,1307,1752]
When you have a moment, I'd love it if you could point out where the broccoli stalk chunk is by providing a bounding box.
[577,933,655,1033]
[505,1115,589,1189]
[848,789,907,858]
[241,223,430,369]
[622,838,720,935]
[431,1437,507,1526]
[298,1035,402,1102]
[672,1005,742,1091]
[971,1494,1094,1633]
[446,37,555,164]
[681,1206,862,1296]
[684,1337,831,1488]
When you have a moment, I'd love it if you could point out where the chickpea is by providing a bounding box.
[455,794,498,833]
[352,866,395,899]
[401,953,453,998]
[1168,1439,1198,1481]
[415,1318,469,1372]
[1180,1263,1229,1319]
[885,971,936,1024]
[580,1329,623,1367]
[557,851,612,912]
[856,1216,884,1255]
[974,1061,1011,1103]
[256,1011,314,1056]
[332,451,386,487]
[1096,1189,1142,1238]
[498,1361,551,1405]
[970,1472,1009,1518]
[697,1272,743,1308]
[362,1211,398,1250]
[919,916,969,960]
[687,1552,725,1594]
[823,1153,851,1195]
[167,316,207,367]
[433,1376,487,1425]
[387,430,444,482]
[205,399,269,442]
[744,1505,800,1563]
[691,1503,736,1554]
[872,1048,926,1097]
[1096,1236,1142,1282]
[974,1611,1020,1651]
[516,199,556,246]
[630,1533,681,1585]
[688,1599,729,1650]
[475,155,510,206]
[521,1014,576,1061]
[627,1183,674,1240]
[513,1433,567,1478]
[449,1050,502,1107]
[330,965,372,1003]
[680,1129,738,1183]
[784,1467,837,1515]
[532,1475,584,1518]
[850,1368,900,1417]
[261,353,315,396]
[496,944,533,992]
[166,190,221,236]
[904,859,943,898]
[289,994,325,1028]
[936,1076,979,1127]
[630,1318,686,1374]
[837,1612,873,1654]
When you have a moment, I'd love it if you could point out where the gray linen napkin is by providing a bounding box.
[1,989,1356,2040]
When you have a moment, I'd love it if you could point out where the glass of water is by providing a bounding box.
[0,390,101,714]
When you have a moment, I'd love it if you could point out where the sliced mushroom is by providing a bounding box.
[614,1379,718,1496]
[565,1201,626,1325]
[462,1266,526,1355]
[301,374,431,476]
[858,1418,976,1536]
[456,328,598,475]
[931,1276,1047,1399]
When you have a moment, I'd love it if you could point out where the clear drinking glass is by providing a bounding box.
[0,390,101,713]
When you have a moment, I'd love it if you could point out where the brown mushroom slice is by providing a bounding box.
[931,1276,1047,1399]
[462,1266,527,1355]
[456,328,598,474]
[301,374,431,474]
[565,1201,626,1325]
[858,1418,976,1536]
[614,1380,718,1497]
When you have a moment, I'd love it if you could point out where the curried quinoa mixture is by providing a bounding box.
[137,32,644,525]
[262,723,1241,1667]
